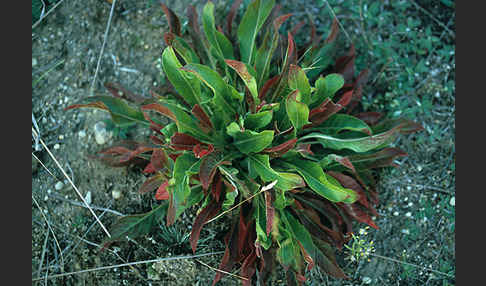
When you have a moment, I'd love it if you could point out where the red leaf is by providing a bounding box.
[212,224,240,286]
[199,152,230,190]
[305,98,343,128]
[96,141,154,167]
[163,31,175,46]
[104,82,147,104]
[262,138,297,158]
[240,250,257,286]
[225,0,243,37]
[258,75,280,100]
[211,172,223,202]
[151,149,168,172]
[160,3,181,36]
[336,202,378,229]
[285,31,297,68]
[336,89,354,107]
[143,162,155,174]
[295,143,314,156]
[170,132,202,151]
[155,180,170,200]
[334,45,356,82]
[325,18,339,44]
[190,198,223,253]
[264,192,275,236]
[273,13,292,32]
[193,143,214,158]
[139,174,164,194]
[141,103,176,122]
[354,111,383,126]
[290,20,305,37]
[191,104,213,132]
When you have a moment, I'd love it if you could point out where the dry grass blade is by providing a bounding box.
[323,0,352,44]
[205,180,277,224]
[32,251,225,281]
[32,127,111,238]
[90,0,117,94]
[32,0,66,30]
[32,195,64,272]
[371,253,455,278]
[196,259,248,281]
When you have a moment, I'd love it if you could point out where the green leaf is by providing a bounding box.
[231,130,274,154]
[161,101,212,142]
[254,195,272,249]
[171,152,200,221]
[288,65,311,104]
[162,46,201,106]
[300,126,402,153]
[202,1,230,70]
[244,110,273,130]
[102,203,167,247]
[182,63,238,122]
[66,96,148,128]
[225,59,259,104]
[248,154,305,190]
[215,30,235,60]
[171,36,200,64]
[314,114,372,135]
[255,13,292,88]
[285,90,310,131]
[237,0,275,64]
[281,159,357,203]
[311,73,344,106]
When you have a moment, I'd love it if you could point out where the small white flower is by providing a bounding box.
[393,211,399,216]
[405,212,412,218]
[401,229,410,235]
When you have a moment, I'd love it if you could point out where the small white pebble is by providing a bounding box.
[44,195,49,201]
[55,181,64,190]
[408,202,413,207]
[47,189,52,194]
[32,58,38,66]
[362,276,372,284]
[401,229,410,235]
[449,196,455,206]
[78,130,86,138]
[404,197,408,201]
[42,117,48,124]
[112,189,122,200]
[43,209,48,214]
[59,135,64,140]
[405,212,412,218]
[406,186,412,191]
[393,211,399,216]
[53,143,60,150]
[85,191,92,205]
[417,165,423,172]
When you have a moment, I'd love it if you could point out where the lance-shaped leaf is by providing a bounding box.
[191,104,213,132]
[315,113,372,135]
[170,132,202,151]
[248,154,305,191]
[265,191,275,236]
[281,159,357,203]
[199,151,231,190]
[306,18,340,80]
[169,34,200,64]
[155,180,170,200]
[66,96,148,128]
[190,196,223,253]
[182,63,238,120]
[139,173,164,194]
[354,111,383,126]
[262,138,297,158]
[147,101,212,142]
[230,129,274,154]
[225,0,243,37]
[95,141,154,167]
[288,64,311,104]
[237,0,275,64]
[160,3,181,36]
[162,46,201,107]
[254,195,272,249]
[282,211,318,271]
[244,110,273,130]
[300,123,405,153]
[255,13,292,87]
[168,152,200,225]
[311,73,345,107]
[202,1,232,68]
[286,90,310,131]
[345,147,408,170]
[225,59,259,104]
[311,237,349,279]
[101,203,167,249]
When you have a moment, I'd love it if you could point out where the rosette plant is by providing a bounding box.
[67,0,422,284]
